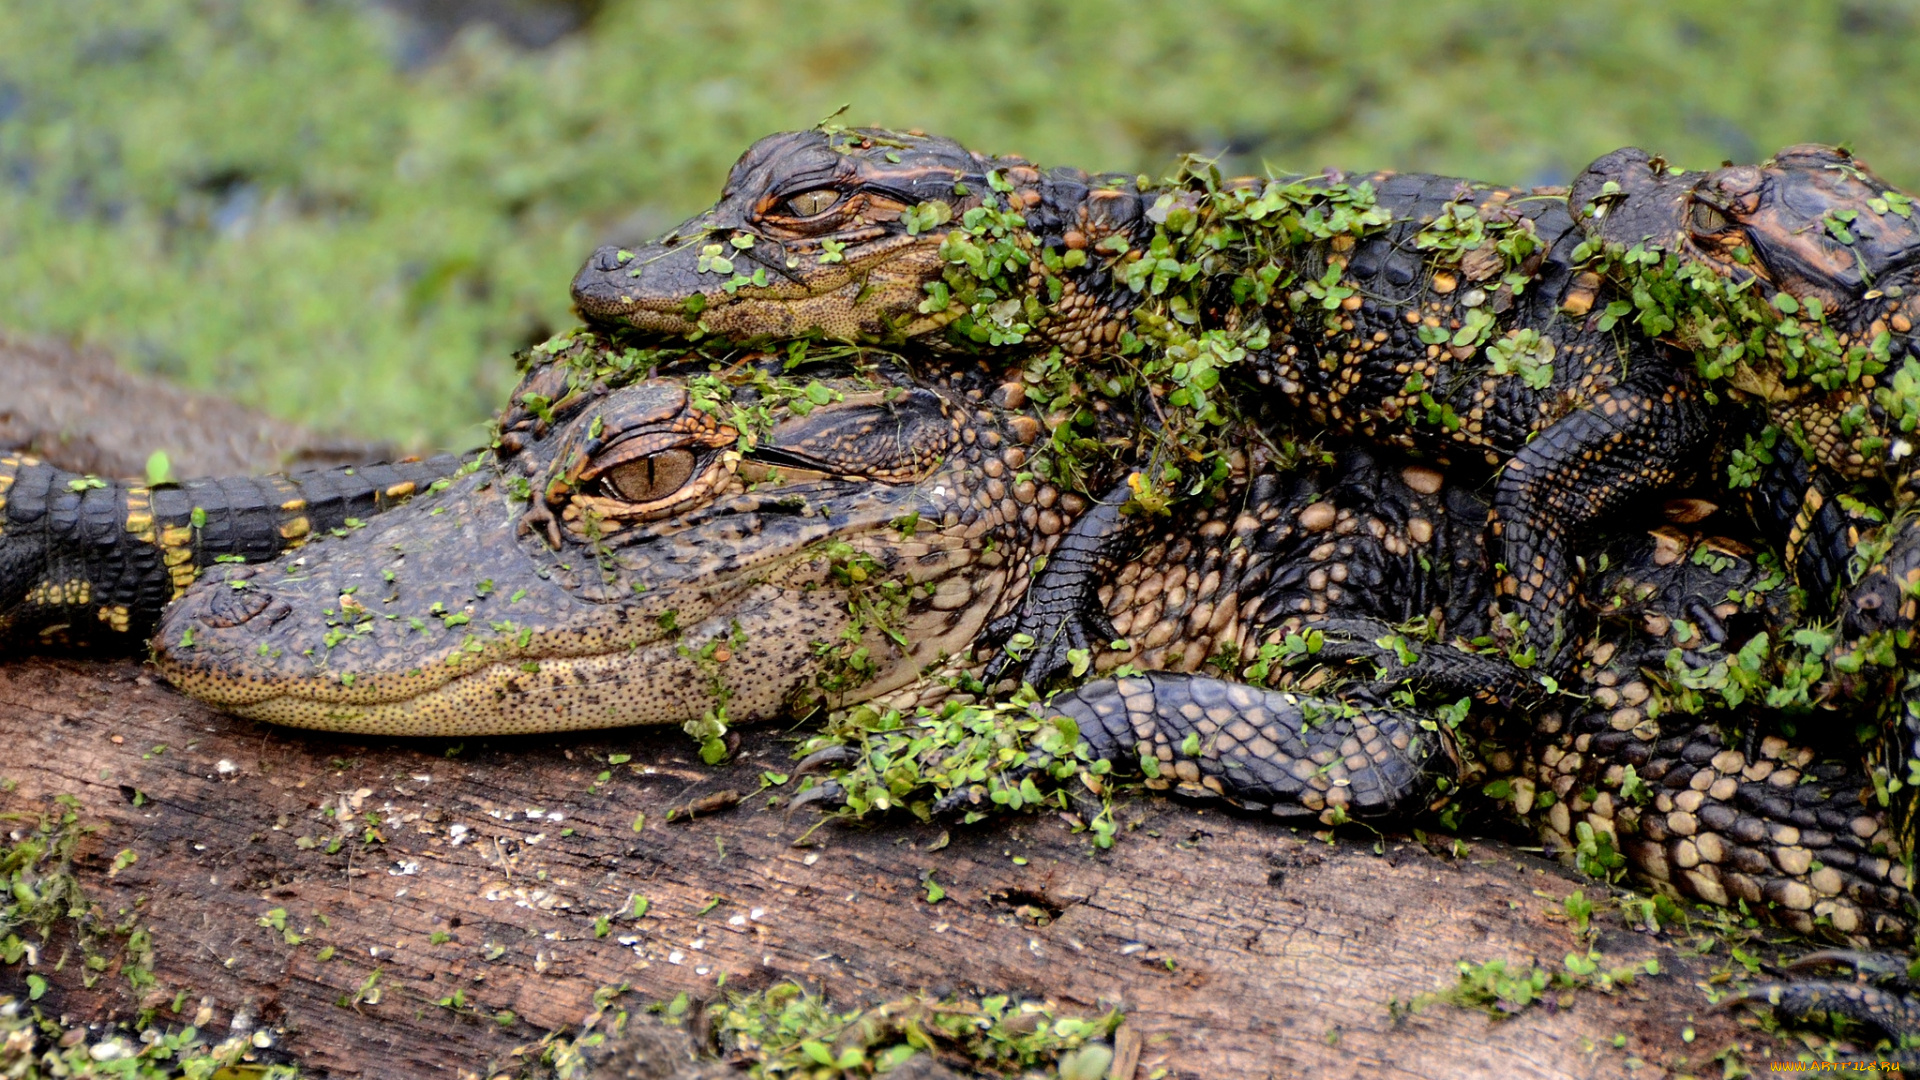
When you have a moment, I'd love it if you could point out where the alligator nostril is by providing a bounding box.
[590,246,625,273]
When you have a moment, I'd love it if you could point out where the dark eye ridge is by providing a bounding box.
[1689,199,1732,235]
[784,189,841,217]
[601,448,696,502]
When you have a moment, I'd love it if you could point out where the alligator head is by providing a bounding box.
[153,334,1086,736]
[570,128,1150,354]
[1573,145,1920,313]
[1572,144,1920,477]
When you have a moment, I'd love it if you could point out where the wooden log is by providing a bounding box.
[0,657,1791,1078]
[0,332,395,478]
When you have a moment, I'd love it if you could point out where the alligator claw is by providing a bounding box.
[1716,951,1920,1060]
[1309,617,1544,710]
[792,745,858,775]
[985,607,1115,690]
[787,779,847,813]
[931,785,989,818]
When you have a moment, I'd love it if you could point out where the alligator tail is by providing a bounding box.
[0,451,466,648]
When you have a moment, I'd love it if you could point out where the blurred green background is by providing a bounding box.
[5,0,1920,450]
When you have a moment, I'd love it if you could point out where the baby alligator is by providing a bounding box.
[1575,143,1920,858]
[572,127,1728,673]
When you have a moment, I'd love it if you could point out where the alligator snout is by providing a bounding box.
[571,245,644,318]
[167,564,291,632]
[570,241,705,326]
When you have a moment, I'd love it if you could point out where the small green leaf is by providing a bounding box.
[144,450,173,486]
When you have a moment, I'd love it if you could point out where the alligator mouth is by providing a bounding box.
[572,242,860,338]
[572,232,951,343]
[161,585,835,737]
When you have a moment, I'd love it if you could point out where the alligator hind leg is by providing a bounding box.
[1042,672,1456,820]
[1490,366,1717,670]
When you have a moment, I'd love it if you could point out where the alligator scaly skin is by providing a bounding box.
[1576,144,1920,865]
[153,347,1100,736]
[0,452,462,647]
[910,434,1911,945]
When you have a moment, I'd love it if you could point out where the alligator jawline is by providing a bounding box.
[174,583,849,737]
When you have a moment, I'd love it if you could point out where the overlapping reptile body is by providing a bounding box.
[0,452,460,647]
[962,476,1914,945]
[1574,144,1920,860]
[149,337,1910,958]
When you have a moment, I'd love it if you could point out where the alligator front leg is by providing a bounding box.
[1717,952,1920,1065]
[0,452,464,647]
[984,480,1133,688]
[1037,672,1457,820]
[1490,369,1717,669]
[1308,616,1546,710]
[1744,425,1861,614]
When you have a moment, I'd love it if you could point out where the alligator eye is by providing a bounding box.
[784,189,840,217]
[1689,199,1732,234]
[601,449,696,503]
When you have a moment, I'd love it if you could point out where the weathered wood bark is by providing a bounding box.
[0,657,1792,1079]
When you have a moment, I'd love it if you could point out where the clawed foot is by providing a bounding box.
[785,746,857,812]
[786,778,847,813]
[982,603,1118,690]
[983,480,1134,689]
[1716,950,1920,1062]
